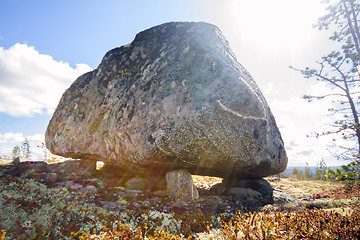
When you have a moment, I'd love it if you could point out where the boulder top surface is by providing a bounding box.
[46,21,287,179]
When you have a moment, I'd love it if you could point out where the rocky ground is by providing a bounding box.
[0,160,267,217]
[0,160,360,239]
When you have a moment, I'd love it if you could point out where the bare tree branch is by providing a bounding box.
[292,0,360,159]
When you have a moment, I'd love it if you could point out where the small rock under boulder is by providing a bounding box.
[225,178,274,205]
[125,177,149,191]
[166,169,199,202]
[210,178,274,208]
[48,159,97,178]
[229,188,262,207]
[125,176,167,191]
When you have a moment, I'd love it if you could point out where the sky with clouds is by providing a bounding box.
[0,0,353,166]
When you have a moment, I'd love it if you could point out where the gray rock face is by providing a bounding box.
[46,22,287,179]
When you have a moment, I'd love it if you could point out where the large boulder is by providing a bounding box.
[46,22,287,179]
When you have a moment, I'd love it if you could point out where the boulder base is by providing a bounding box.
[210,178,274,207]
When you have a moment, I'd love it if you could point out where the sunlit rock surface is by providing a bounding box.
[46,22,287,179]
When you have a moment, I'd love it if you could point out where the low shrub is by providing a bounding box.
[327,161,360,185]
[220,207,360,240]
[1,167,360,239]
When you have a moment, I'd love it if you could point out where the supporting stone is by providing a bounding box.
[210,178,274,205]
[228,178,274,205]
[228,187,262,208]
[166,169,199,202]
[125,177,149,191]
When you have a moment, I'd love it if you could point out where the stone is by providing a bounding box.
[12,157,21,165]
[56,181,83,190]
[99,201,118,209]
[209,182,226,196]
[48,160,96,178]
[125,177,148,191]
[44,173,58,183]
[229,188,262,208]
[82,185,97,194]
[46,21,287,179]
[272,189,298,205]
[229,187,261,199]
[224,178,274,204]
[210,178,274,207]
[121,189,142,200]
[153,190,167,198]
[166,169,199,201]
[125,175,167,191]
[35,161,48,171]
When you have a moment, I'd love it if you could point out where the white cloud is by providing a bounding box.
[0,43,92,117]
[0,132,47,161]
[270,82,351,166]
[0,131,70,162]
[272,97,330,118]
[0,132,24,144]
[263,82,280,96]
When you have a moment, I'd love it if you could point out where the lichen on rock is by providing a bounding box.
[46,21,287,180]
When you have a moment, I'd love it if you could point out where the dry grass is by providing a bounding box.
[192,175,345,197]
[268,177,343,197]
[192,175,222,190]
[267,176,360,214]
[0,159,11,166]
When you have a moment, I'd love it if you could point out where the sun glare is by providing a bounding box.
[205,0,326,55]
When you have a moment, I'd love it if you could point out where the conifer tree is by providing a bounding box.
[20,138,31,159]
[12,145,21,159]
[291,0,360,160]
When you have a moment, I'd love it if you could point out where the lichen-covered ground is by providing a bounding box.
[0,161,359,239]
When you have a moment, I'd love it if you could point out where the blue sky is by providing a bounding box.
[1,0,201,68]
[0,0,350,166]
[0,0,200,133]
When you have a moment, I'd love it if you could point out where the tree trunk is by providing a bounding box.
[349,0,360,52]
[344,80,360,155]
[344,1,360,156]
[343,2,360,58]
